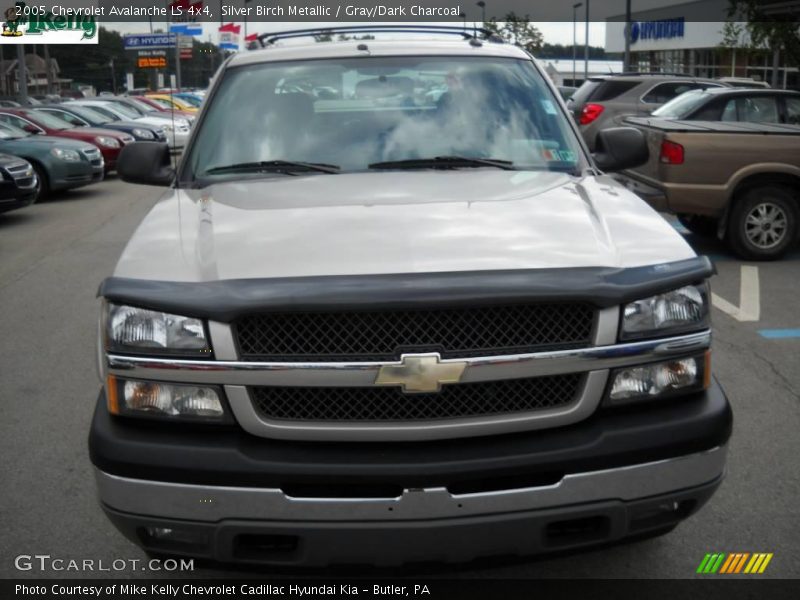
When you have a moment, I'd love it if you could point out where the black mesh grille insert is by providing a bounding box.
[235,303,595,362]
[250,374,584,422]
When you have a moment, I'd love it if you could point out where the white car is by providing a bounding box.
[65,100,190,152]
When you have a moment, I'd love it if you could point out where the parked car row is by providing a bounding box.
[567,72,800,260]
[0,91,203,212]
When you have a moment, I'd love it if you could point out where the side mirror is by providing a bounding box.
[118,142,174,186]
[592,127,649,172]
[24,124,41,134]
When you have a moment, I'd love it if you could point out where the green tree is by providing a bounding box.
[728,0,800,66]
[718,21,751,76]
[483,13,544,53]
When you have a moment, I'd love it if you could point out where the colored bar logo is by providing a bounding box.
[697,553,773,574]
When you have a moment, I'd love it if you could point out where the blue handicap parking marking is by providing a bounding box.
[758,329,800,339]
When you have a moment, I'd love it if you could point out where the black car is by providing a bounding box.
[651,87,800,124]
[33,104,167,142]
[0,152,38,215]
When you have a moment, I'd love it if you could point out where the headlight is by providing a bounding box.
[95,136,121,149]
[131,128,155,140]
[107,376,231,422]
[621,284,709,339]
[604,353,709,407]
[106,304,210,355]
[50,147,81,162]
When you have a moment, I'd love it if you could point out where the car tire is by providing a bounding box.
[677,214,718,238]
[728,185,799,261]
[30,162,49,203]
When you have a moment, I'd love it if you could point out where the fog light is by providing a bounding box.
[142,526,208,548]
[146,527,174,539]
[605,355,705,406]
[107,376,230,422]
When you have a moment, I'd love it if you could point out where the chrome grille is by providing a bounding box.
[250,373,584,422]
[5,162,30,176]
[4,162,35,187]
[235,303,595,362]
[82,148,103,167]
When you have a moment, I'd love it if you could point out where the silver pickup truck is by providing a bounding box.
[90,27,731,567]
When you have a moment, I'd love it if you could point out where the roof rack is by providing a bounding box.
[258,25,505,48]
[616,71,695,77]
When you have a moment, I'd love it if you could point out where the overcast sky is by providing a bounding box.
[107,21,607,47]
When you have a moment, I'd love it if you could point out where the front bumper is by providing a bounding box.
[101,460,723,567]
[90,379,731,565]
[50,161,104,190]
[0,182,37,214]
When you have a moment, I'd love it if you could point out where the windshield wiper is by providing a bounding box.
[205,160,340,175]
[368,156,516,171]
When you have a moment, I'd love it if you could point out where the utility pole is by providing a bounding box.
[16,44,27,105]
[624,0,632,72]
[43,45,53,95]
[218,0,225,63]
[110,58,116,94]
[584,0,590,80]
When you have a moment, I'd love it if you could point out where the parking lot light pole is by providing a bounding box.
[584,0,590,81]
[16,43,27,105]
[624,0,632,72]
[477,1,486,24]
[573,2,582,85]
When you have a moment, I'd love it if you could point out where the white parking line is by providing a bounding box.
[712,266,760,322]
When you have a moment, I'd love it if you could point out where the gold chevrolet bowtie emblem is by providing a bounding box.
[375,354,467,393]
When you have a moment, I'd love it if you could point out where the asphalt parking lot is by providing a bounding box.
[0,178,798,579]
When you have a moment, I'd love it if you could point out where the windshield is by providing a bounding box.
[187,56,583,181]
[0,122,31,138]
[147,97,174,110]
[652,90,710,118]
[69,105,112,124]
[24,109,73,130]
[78,104,121,121]
[177,94,202,107]
[105,102,140,120]
[121,98,152,115]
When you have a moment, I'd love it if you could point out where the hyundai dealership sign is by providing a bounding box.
[630,18,685,44]
[606,19,726,53]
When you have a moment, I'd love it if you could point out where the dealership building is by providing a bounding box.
[604,0,799,88]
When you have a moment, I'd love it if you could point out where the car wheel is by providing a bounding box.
[677,214,719,238]
[31,162,49,203]
[728,186,798,260]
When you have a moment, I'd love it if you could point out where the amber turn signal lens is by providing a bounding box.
[106,374,120,415]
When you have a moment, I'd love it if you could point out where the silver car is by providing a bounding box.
[568,73,727,150]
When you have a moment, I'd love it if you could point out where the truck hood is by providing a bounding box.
[114,171,696,282]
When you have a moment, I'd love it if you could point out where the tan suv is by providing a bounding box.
[568,73,726,150]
